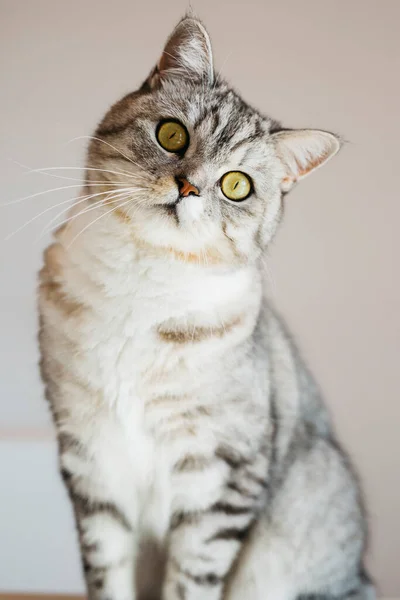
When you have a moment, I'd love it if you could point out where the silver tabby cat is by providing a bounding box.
[38,16,375,600]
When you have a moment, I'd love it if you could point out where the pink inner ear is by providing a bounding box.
[282,150,331,188]
[295,150,332,179]
[275,130,340,190]
[283,149,333,187]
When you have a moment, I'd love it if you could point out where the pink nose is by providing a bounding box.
[177,177,200,198]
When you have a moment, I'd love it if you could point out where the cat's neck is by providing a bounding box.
[55,204,262,331]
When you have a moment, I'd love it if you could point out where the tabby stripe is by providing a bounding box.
[170,510,198,530]
[226,480,259,500]
[158,316,242,344]
[206,523,252,543]
[214,126,237,149]
[211,108,220,133]
[216,89,232,106]
[93,576,104,590]
[230,134,259,154]
[82,541,99,553]
[179,567,222,587]
[60,466,73,485]
[171,501,253,531]
[193,111,209,130]
[253,119,264,138]
[83,557,129,574]
[83,559,107,575]
[73,492,132,532]
[246,471,268,488]
[58,432,83,454]
[215,446,248,470]
[173,454,211,472]
[210,501,253,516]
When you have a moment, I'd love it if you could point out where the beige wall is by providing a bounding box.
[1,0,399,595]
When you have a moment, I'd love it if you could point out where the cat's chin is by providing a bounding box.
[127,205,239,267]
[174,195,204,226]
[151,194,204,229]
[153,195,209,234]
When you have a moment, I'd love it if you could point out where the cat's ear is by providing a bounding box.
[147,17,214,88]
[271,129,341,193]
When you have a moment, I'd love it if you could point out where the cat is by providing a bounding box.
[38,15,375,600]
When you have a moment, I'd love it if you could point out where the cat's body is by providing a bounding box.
[38,16,375,600]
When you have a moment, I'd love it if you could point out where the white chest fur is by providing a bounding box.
[45,218,263,545]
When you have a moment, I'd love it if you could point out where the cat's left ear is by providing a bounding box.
[271,129,341,193]
[147,17,214,88]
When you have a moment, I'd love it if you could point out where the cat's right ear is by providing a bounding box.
[144,17,214,89]
[271,129,341,193]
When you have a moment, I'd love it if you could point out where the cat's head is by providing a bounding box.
[87,16,340,266]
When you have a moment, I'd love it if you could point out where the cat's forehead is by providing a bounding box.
[157,80,264,129]
[153,80,272,162]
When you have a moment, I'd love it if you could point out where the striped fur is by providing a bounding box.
[38,16,374,600]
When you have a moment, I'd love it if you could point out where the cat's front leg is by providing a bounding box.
[58,431,138,600]
[162,448,267,600]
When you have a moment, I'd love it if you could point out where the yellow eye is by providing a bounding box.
[220,171,252,201]
[157,120,189,153]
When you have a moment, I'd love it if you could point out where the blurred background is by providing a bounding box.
[1,0,399,596]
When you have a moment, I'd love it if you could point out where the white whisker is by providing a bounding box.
[125,196,154,221]
[66,198,134,249]
[1,182,137,208]
[69,136,145,172]
[3,185,140,242]
[20,165,145,181]
[39,193,131,241]
[38,188,135,239]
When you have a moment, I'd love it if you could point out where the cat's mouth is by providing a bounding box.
[160,194,204,227]
[163,198,181,223]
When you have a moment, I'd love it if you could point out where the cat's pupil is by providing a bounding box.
[169,132,176,139]
[233,181,239,189]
